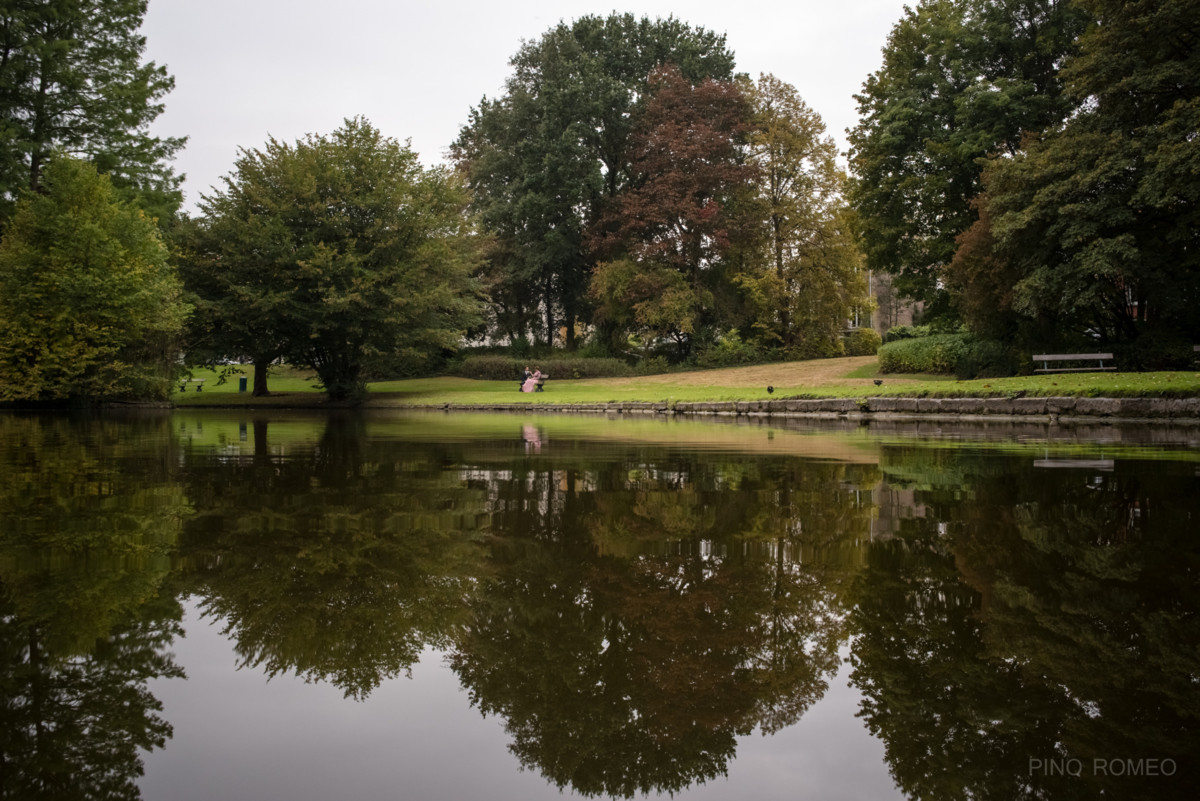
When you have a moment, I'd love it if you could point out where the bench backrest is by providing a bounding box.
[1032,353,1113,361]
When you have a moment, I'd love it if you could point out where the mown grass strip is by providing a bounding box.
[170,360,1200,407]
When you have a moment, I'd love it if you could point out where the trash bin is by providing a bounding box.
[239,376,248,393]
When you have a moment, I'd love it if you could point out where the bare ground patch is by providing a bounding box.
[594,356,887,389]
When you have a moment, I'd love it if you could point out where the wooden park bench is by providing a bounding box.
[179,378,205,392]
[1032,353,1115,373]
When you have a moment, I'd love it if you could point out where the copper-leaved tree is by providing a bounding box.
[589,65,758,360]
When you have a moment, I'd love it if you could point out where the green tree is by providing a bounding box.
[741,74,869,357]
[184,117,484,401]
[848,0,1089,316]
[970,0,1200,356]
[452,14,736,349]
[0,157,186,403]
[0,0,184,225]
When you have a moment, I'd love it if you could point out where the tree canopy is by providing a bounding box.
[0,0,184,225]
[958,0,1200,357]
[183,117,484,401]
[742,74,868,357]
[0,157,186,403]
[589,65,758,358]
[452,13,738,350]
[848,0,1089,317]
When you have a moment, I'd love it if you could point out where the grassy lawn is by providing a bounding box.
[170,358,1200,408]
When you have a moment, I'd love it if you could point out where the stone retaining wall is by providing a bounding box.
[410,396,1200,422]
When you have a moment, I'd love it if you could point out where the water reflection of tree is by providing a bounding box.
[0,414,186,800]
[179,415,490,699]
[451,453,877,798]
[852,448,1200,800]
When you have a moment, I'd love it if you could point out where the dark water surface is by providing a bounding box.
[1,410,1197,800]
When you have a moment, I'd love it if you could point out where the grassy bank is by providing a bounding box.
[170,357,1200,408]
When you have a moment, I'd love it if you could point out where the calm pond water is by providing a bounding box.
[1,409,1197,800]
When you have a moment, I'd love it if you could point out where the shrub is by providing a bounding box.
[451,355,634,381]
[1116,329,1195,371]
[845,327,883,356]
[878,334,971,374]
[695,330,761,368]
[883,324,931,343]
[879,333,1019,376]
[780,338,844,361]
[954,338,1020,379]
[635,356,671,376]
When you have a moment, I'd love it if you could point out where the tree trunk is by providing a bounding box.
[564,305,577,350]
[252,356,270,396]
[253,420,269,462]
[774,214,791,343]
[543,285,555,348]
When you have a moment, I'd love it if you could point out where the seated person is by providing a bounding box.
[521,368,542,393]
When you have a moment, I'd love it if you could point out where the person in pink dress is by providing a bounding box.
[521,368,542,392]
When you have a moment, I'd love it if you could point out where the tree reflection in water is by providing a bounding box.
[3,412,1199,801]
[850,446,1200,800]
[450,452,878,797]
[0,414,186,800]
[178,414,490,699]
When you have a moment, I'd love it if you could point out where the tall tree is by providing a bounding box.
[969,0,1200,357]
[847,0,1089,316]
[184,117,484,401]
[589,66,757,358]
[0,0,184,224]
[0,157,186,403]
[741,74,868,357]
[452,14,736,349]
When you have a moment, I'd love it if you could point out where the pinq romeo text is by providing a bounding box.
[1029,758,1176,777]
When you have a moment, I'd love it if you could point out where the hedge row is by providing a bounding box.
[878,333,1019,377]
[449,355,635,381]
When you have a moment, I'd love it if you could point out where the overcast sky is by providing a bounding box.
[141,0,909,211]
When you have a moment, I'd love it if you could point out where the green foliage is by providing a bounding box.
[451,355,634,381]
[953,337,1020,379]
[740,75,870,356]
[848,0,1089,312]
[978,0,1200,347]
[1115,327,1196,372]
[879,332,1019,376]
[878,333,972,374]
[452,14,737,347]
[634,355,673,376]
[0,0,184,225]
[590,258,708,360]
[184,117,484,402]
[883,325,931,343]
[0,157,187,402]
[845,328,882,356]
[695,329,762,368]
